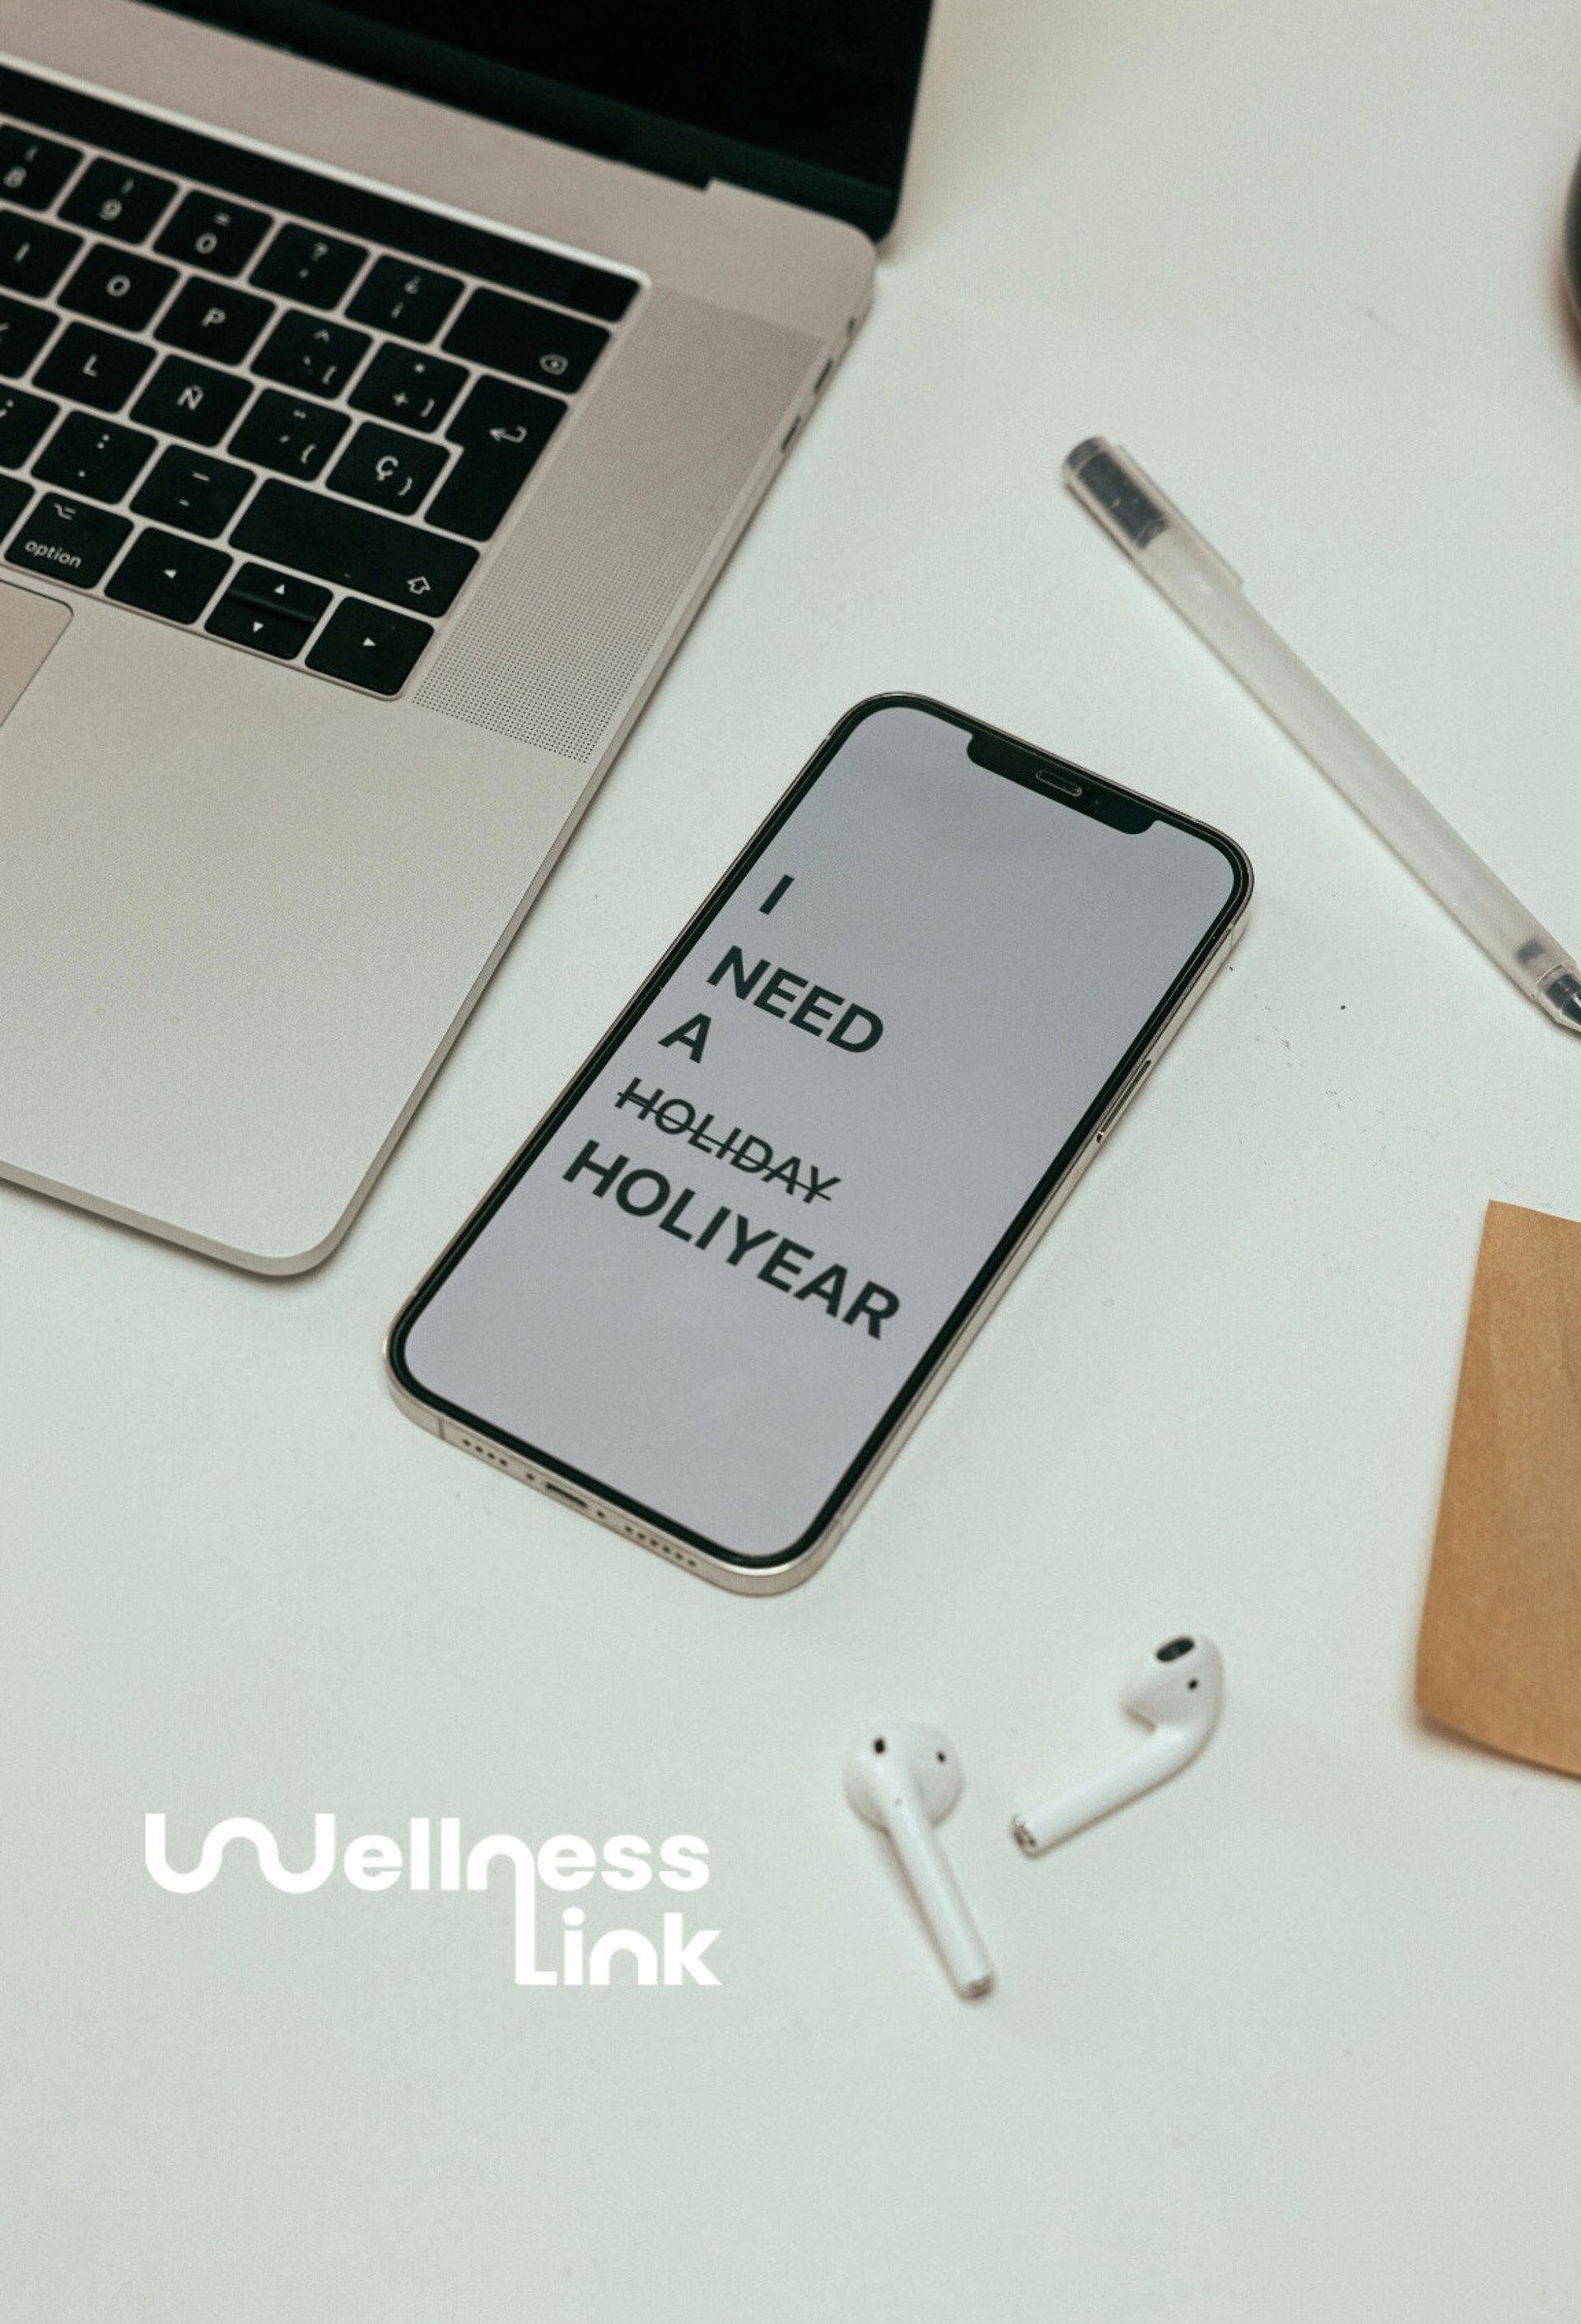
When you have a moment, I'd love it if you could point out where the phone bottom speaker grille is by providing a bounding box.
[451,1431,523,1477]
[618,1521,700,1572]
[445,1424,702,1572]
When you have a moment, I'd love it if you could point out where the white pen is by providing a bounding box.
[1063,437,1581,1034]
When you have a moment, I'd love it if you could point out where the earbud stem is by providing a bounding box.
[885,1793,995,1998]
[1012,1729,1196,1856]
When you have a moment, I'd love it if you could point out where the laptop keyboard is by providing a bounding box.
[0,63,641,696]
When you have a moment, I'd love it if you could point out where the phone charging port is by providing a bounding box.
[543,1480,587,1510]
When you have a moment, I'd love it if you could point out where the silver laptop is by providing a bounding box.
[0,0,931,1270]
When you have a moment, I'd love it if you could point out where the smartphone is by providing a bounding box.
[388,696,1252,1593]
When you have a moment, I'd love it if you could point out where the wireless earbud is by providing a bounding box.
[1010,1633,1223,1856]
[845,1726,994,1998]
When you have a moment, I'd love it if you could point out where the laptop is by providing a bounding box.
[0,0,933,1270]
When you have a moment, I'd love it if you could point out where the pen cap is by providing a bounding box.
[1063,439,1240,590]
[1065,440,1581,1017]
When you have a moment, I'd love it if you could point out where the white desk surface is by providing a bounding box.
[7,2,1581,2317]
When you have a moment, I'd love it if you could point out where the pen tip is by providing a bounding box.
[1537,969,1581,1030]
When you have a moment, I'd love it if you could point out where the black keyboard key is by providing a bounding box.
[251,223,366,310]
[306,596,432,695]
[445,372,564,449]
[59,159,177,244]
[0,384,55,466]
[6,490,129,587]
[231,479,477,613]
[252,309,370,397]
[155,277,274,365]
[0,470,30,540]
[0,291,56,377]
[0,210,81,298]
[426,436,551,543]
[59,244,178,333]
[0,128,81,212]
[154,192,272,277]
[429,379,562,538]
[132,445,254,538]
[326,421,446,516]
[226,561,330,622]
[431,375,562,538]
[230,389,348,481]
[35,321,153,412]
[349,342,464,432]
[346,256,461,343]
[479,247,636,326]
[442,287,608,394]
[105,526,230,622]
[34,411,155,501]
[205,578,318,660]
[130,354,252,447]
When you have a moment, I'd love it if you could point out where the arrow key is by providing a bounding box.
[206,573,320,659]
[226,561,331,624]
[305,596,433,696]
[106,527,231,623]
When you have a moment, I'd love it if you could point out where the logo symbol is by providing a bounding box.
[539,352,568,377]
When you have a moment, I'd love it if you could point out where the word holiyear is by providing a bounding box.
[613,1078,838,1207]
[564,1138,901,1338]
[145,1817,721,1989]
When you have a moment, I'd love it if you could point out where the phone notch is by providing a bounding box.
[967,726,1154,834]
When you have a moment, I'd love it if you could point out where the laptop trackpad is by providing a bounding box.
[0,582,71,720]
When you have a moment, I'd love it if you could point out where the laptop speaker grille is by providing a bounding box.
[413,287,819,762]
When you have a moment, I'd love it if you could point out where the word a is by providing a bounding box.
[614,1078,839,1205]
[564,1140,901,1336]
[145,1816,720,1989]
[655,948,884,1066]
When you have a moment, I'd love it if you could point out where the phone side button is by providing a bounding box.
[1094,1056,1151,1142]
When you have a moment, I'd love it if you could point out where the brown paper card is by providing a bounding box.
[1415,1200,1581,1775]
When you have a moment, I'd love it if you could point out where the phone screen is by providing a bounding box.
[393,700,1246,1567]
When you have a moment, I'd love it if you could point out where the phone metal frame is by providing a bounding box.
[386,693,1252,1594]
